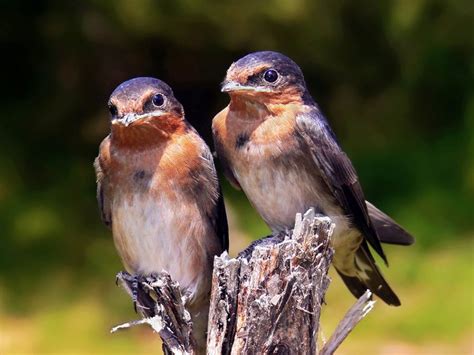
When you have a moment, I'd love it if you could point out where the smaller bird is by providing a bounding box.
[213,51,414,306]
[95,77,228,351]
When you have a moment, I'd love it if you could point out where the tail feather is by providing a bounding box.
[336,270,370,299]
[336,242,401,306]
[366,201,414,246]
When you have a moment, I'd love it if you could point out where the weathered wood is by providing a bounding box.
[206,255,241,354]
[112,209,375,354]
[320,290,375,355]
[112,272,196,355]
[207,209,334,354]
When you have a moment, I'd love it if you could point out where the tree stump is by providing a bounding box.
[112,272,196,354]
[112,209,375,354]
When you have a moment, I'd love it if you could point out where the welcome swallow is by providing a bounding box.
[213,51,414,306]
[95,77,228,348]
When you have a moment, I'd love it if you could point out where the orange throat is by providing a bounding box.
[229,91,303,121]
[110,115,186,149]
[228,88,303,119]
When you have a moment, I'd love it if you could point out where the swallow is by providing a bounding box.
[94,77,228,349]
[212,51,414,306]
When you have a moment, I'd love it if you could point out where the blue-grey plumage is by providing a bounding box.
[95,77,228,350]
[213,51,414,306]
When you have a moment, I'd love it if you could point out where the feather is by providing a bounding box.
[367,201,414,246]
[295,109,387,264]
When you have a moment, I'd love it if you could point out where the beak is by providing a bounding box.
[221,81,249,93]
[221,81,272,93]
[111,111,165,127]
[112,113,139,127]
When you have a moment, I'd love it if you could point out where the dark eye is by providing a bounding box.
[152,93,164,107]
[263,69,278,83]
[108,104,118,117]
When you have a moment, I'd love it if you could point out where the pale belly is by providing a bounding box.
[234,156,362,275]
[111,192,212,298]
[234,158,348,232]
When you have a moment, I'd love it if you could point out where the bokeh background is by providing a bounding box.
[1,1,473,354]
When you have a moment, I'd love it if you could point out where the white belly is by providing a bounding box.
[234,156,361,275]
[235,160,349,232]
[111,193,210,298]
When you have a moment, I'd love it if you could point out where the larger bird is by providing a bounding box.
[95,77,228,349]
[213,51,413,306]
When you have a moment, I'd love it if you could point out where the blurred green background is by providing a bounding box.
[1,1,472,354]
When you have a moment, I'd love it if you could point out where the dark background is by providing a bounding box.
[1,1,472,353]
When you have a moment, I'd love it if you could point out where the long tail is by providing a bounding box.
[336,242,401,306]
[366,201,414,246]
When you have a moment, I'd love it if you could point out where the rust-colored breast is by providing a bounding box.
[213,102,303,168]
[107,129,204,200]
[103,128,222,300]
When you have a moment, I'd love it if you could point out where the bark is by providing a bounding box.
[207,209,334,354]
[112,209,375,354]
[113,272,196,355]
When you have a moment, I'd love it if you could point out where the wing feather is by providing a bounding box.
[296,110,387,263]
[200,144,229,252]
[94,136,112,228]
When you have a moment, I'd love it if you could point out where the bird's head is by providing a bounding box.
[108,77,186,146]
[221,51,310,106]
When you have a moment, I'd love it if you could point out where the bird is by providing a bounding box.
[212,51,414,306]
[94,77,228,350]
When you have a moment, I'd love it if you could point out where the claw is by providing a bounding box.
[115,272,140,313]
[131,275,139,313]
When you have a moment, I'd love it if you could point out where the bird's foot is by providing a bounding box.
[238,231,287,260]
[116,271,139,313]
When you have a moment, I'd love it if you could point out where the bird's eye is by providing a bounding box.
[152,93,165,107]
[108,104,118,117]
[263,69,279,83]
